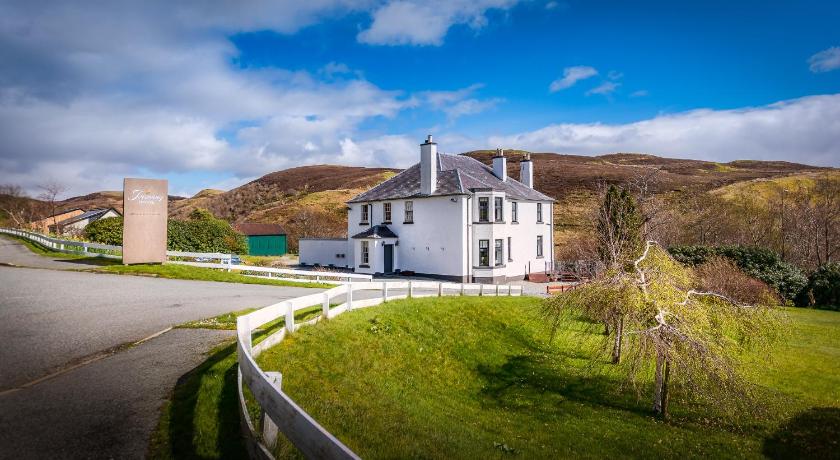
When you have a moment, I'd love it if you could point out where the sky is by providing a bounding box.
[0,0,838,198]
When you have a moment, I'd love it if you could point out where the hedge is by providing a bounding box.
[797,263,840,311]
[84,209,247,254]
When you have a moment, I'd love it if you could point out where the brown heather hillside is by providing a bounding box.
[4,154,834,255]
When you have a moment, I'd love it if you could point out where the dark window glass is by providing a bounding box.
[495,239,503,266]
[537,203,543,223]
[537,235,544,257]
[512,202,518,222]
[508,236,512,261]
[479,239,489,267]
[478,197,489,222]
[494,197,503,222]
[361,241,369,264]
[361,204,369,223]
[383,202,392,222]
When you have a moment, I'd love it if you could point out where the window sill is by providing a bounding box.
[359,264,370,268]
[382,221,392,224]
[536,221,544,224]
[511,221,519,224]
[359,222,370,226]
[403,221,414,224]
[536,256,544,259]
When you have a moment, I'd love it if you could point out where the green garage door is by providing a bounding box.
[247,235,287,256]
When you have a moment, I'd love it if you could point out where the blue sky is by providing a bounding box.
[0,0,838,197]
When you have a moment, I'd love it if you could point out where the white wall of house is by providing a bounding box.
[469,193,553,282]
[61,210,121,235]
[299,239,350,268]
[347,196,469,279]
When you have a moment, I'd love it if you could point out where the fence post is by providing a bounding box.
[382,283,388,302]
[495,285,500,296]
[408,281,413,298]
[322,292,330,318]
[285,302,294,333]
[261,372,282,449]
[438,282,443,297]
[347,285,354,310]
[460,283,465,296]
[479,285,483,296]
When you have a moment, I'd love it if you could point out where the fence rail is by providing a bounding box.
[0,228,371,283]
[236,280,523,459]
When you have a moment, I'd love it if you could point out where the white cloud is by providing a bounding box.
[630,90,649,98]
[809,46,840,73]
[487,94,840,166]
[586,81,620,96]
[357,0,520,46]
[549,66,598,92]
[419,83,501,119]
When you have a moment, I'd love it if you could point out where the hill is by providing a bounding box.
[3,153,834,253]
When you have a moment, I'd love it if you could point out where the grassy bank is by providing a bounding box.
[98,263,331,289]
[148,306,324,459]
[255,297,839,459]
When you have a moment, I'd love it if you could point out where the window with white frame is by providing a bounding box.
[478,239,489,267]
[508,236,512,261]
[511,202,518,223]
[537,235,544,258]
[361,241,369,265]
[494,197,503,222]
[404,200,414,223]
[478,197,489,222]
[537,203,543,223]
[495,239,503,266]
[360,204,369,224]
[383,202,392,222]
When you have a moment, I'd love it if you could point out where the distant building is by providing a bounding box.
[50,208,121,235]
[301,135,555,283]
[28,208,85,234]
[235,223,288,256]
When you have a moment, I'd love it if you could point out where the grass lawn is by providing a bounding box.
[97,263,331,289]
[253,297,840,459]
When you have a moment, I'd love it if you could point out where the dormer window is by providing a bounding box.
[360,204,369,224]
[494,197,503,222]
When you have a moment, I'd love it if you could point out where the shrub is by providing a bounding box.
[83,216,124,245]
[83,210,247,254]
[669,245,807,302]
[695,257,780,306]
[797,263,840,310]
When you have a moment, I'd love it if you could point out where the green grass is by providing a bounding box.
[97,263,331,289]
[149,306,325,459]
[253,297,840,459]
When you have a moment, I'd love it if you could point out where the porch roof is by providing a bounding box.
[351,224,398,239]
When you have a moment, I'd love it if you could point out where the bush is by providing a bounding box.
[797,263,840,310]
[669,245,807,302]
[83,216,124,245]
[695,257,780,306]
[83,209,247,254]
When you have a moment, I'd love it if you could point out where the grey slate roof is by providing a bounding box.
[348,153,553,203]
[351,225,399,239]
[56,208,119,226]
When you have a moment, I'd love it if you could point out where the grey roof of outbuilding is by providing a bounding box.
[56,208,120,226]
[351,225,398,239]
[348,153,553,203]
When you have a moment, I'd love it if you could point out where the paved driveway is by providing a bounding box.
[0,251,322,459]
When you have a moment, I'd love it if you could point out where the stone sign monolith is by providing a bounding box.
[122,178,168,264]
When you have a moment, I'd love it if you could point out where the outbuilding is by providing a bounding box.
[235,223,287,256]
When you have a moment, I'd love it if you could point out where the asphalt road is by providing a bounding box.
[0,237,324,459]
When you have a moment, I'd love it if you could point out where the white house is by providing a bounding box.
[300,136,554,283]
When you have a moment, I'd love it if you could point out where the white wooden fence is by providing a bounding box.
[0,228,371,283]
[236,280,523,459]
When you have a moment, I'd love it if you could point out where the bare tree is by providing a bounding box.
[0,185,40,228]
[37,181,68,232]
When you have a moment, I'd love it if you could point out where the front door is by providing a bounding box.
[383,244,394,273]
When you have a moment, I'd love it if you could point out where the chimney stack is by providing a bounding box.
[420,134,437,195]
[492,148,507,182]
[520,153,533,188]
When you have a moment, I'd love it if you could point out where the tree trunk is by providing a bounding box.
[611,316,623,364]
[603,321,611,336]
[652,351,671,420]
